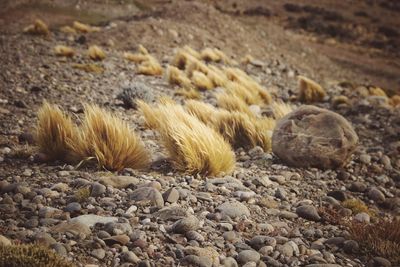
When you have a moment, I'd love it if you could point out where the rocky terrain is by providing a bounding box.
[0,1,399,267]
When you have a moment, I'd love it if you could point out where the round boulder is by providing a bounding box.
[272,105,358,169]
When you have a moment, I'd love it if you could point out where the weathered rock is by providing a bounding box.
[163,188,180,203]
[51,221,91,239]
[71,214,118,228]
[216,201,250,218]
[272,105,358,169]
[367,257,392,267]
[296,205,321,221]
[91,248,106,259]
[90,182,106,197]
[104,234,130,246]
[172,215,200,233]
[129,187,164,208]
[367,187,385,202]
[237,250,260,264]
[99,175,139,189]
[0,235,11,246]
[184,246,219,266]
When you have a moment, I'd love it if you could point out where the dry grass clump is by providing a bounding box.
[200,48,229,63]
[138,101,235,176]
[207,65,229,87]
[74,187,91,203]
[175,87,202,100]
[224,67,272,104]
[390,95,400,107]
[271,101,293,120]
[73,21,99,33]
[137,57,163,76]
[70,104,149,171]
[0,243,76,267]
[185,58,210,77]
[123,52,150,63]
[54,45,75,57]
[35,101,79,162]
[185,100,275,151]
[124,46,163,76]
[88,45,106,61]
[72,63,104,73]
[369,86,387,97]
[298,75,327,103]
[23,19,50,36]
[342,198,376,217]
[167,65,192,88]
[332,95,351,108]
[192,71,213,90]
[349,218,400,264]
[216,92,254,116]
[60,26,77,34]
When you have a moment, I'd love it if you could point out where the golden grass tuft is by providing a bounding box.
[224,67,272,104]
[54,45,75,57]
[138,101,235,176]
[185,100,219,125]
[271,101,293,120]
[224,81,260,105]
[137,56,163,76]
[72,63,104,73]
[192,71,214,90]
[342,198,376,217]
[175,87,202,100]
[185,58,210,77]
[185,100,275,151]
[23,19,50,36]
[70,104,149,171]
[207,65,229,87]
[298,75,327,103]
[59,26,77,34]
[123,52,150,63]
[74,187,91,203]
[349,218,400,264]
[183,45,201,59]
[216,92,254,116]
[215,111,275,151]
[172,49,198,69]
[390,95,400,107]
[35,101,79,162]
[167,65,192,88]
[332,95,351,108]
[369,86,387,97]
[73,21,99,33]
[138,44,149,55]
[88,45,106,61]
[241,54,254,65]
[200,48,229,63]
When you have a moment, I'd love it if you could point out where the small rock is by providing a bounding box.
[104,234,130,246]
[0,235,11,246]
[223,257,238,267]
[343,240,359,254]
[172,215,200,234]
[91,248,106,260]
[349,182,367,192]
[296,205,321,221]
[71,214,118,228]
[237,250,260,264]
[163,188,180,203]
[91,182,106,197]
[354,212,370,223]
[50,243,67,257]
[129,187,164,208]
[99,175,139,189]
[121,251,140,264]
[367,187,385,202]
[216,201,250,218]
[65,202,82,213]
[367,257,392,267]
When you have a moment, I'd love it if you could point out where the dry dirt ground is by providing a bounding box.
[0,0,399,267]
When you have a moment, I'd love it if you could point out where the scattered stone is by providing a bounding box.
[237,250,260,264]
[52,221,91,239]
[0,235,11,246]
[91,182,106,197]
[163,188,180,203]
[91,248,106,259]
[216,201,250,218]
[367,257,392,267]
[129,187,164,208]
[272,105,358,169]
[367,187,385,202]
[172,215,200,234]
[99,175,139,189]
[104,234,130,246]
[121,251,140,264]
[65,202,82,213]
[71,214,118,228]
[349,182,367,192]
[296,205,321,221]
